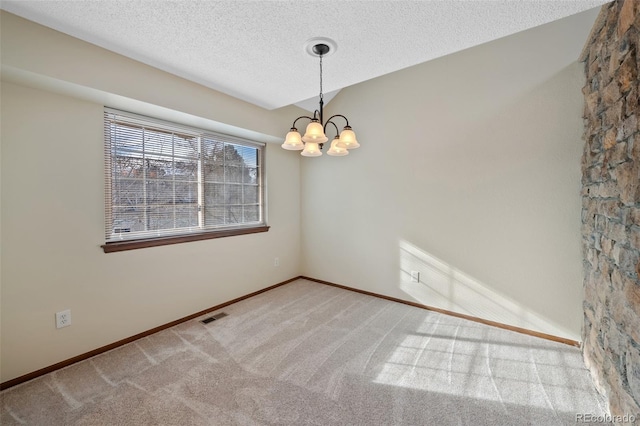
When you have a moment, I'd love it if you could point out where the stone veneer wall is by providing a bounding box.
[581,0,640,417]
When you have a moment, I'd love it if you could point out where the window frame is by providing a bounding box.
[102,108,268,253]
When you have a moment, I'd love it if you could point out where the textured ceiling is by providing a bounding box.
[1,1,609,111]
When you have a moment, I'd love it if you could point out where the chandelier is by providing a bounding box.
[281,41,359,157]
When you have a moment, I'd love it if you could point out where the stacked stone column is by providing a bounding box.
[581,0,640,417]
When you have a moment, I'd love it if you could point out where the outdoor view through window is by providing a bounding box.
[102,109,266,252]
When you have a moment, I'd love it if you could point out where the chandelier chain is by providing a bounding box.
[319,53,323,101]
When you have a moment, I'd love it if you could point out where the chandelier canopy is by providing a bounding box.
[281,41,359,157]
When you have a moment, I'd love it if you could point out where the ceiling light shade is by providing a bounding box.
[339,126,359,149]
[281,128,304,150]
[281,41,360,158]
[327,136,349,156]
[302,120,328,144]
[301,142,322,157]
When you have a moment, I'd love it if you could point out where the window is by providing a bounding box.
[102,109,267,253]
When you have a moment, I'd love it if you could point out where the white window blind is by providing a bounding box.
[104,109,265,243]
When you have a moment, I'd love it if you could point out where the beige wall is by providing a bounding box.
[1,12,302,382]
[301,9,599,341]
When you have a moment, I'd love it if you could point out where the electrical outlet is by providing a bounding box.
[56,309,71,329]
[274,257,280,267]
[410,271,420,283]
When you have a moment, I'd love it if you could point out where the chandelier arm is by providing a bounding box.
[324,120,340,138]
[325,114,350,128]
[291,115,315,129]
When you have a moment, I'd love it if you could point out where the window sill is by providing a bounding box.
[101,225,270,253]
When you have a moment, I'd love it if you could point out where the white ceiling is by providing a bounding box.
[1,1,609,111]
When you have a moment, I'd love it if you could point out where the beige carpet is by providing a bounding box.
[1,279,609,425]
